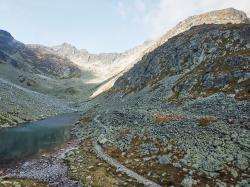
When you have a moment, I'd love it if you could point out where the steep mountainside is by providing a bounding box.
[113,24,250,101]
[30,40,153,85]
[0,30,82,78]
[0,31,92,126]
[91,8,250,97]
[69,9,250,187]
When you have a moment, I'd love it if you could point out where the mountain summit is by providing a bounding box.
[156,8,249,46]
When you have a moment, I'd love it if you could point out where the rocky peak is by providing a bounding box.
[52,42,79,57]
[155,8,249,47]
[0,30,14,45]
[0,30,14,40]
[0,29,24,53]
[59,42,77,50]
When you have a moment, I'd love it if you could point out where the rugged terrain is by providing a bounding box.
[0,8,249,187]
[0,30,100,126]
[66,9,250,187]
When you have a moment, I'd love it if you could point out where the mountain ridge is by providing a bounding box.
[91,8,250,97]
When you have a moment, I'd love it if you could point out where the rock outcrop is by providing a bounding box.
[111,9,250,102]
[113,23,250,101]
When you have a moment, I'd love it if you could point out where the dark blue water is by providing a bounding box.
[0,113,80,161]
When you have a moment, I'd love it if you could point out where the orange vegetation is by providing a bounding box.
[198,116,217,126]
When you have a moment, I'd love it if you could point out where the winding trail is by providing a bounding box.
[94,142,161,187]
[93,115,161,186]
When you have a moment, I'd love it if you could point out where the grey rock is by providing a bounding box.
[181,176,197,187]
[157,155,172,165]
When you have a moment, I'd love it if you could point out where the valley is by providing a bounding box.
[0,8,249,187]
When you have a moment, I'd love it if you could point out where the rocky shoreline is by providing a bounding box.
[1,137,81,187]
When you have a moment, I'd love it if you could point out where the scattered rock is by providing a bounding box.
[181,176,197,187]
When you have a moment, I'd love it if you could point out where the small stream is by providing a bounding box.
[0,113,80,162]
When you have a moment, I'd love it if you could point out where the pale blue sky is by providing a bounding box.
[1,0,249,53]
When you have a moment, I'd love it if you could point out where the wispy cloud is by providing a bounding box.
[117,0,250,38]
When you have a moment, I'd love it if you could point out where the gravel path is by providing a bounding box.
[93,115,161,186]
[94,142,161,187]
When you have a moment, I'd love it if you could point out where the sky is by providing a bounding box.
[0,0,250,53]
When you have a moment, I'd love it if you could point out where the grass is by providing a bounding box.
[0,117,9,126]
[197,116,217,126]
[64,139,143,187]
[103,136,187,186]
[153,113,186,125]
[0,178,48,187]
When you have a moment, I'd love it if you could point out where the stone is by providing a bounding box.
[139,143,159,156]
[235,178,250,187]
[97,134,108,145]
[173,162,182,168]
[86,176,92,180]
[216,180,227,187]
[1,181,12,185]
[158,154,172,165]
[235,156,249,170]
[181,176,197,187]
[13,181,21,186]
[88,166,94,169]
[230,168,238,178]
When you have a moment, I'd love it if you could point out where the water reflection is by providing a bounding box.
[0,113,80,161]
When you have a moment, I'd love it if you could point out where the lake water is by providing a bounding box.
[0,113,80,162]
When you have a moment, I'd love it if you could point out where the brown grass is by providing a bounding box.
[198,116,217,126]
[153,113,186,125]
[103,136,187,186]
[66,139,143,187]
[0,178,48,187]
[79,112,94,124]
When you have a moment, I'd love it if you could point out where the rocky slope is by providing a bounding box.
[68,9,250,187]
[0,30,82,78]
[0,30,86,126]
[0,77,74,127]
[30,39,153,86]
[113,24,250,100]
[90,8,250,98]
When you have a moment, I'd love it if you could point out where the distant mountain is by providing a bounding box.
[0,30,82,78]
[0,30,85,126]
[52,42,119,66]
